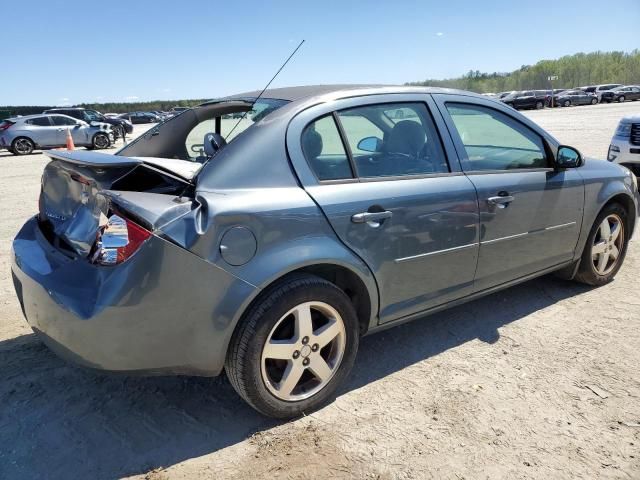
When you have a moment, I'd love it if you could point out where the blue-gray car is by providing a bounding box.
[11,85,639,418]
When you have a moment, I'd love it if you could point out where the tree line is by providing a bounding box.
[406,50,640,93]
[3,50,639,117]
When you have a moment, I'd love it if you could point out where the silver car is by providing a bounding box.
[11,85,639,418]
[0,113,113,155]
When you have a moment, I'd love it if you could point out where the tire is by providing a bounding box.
[112,125,124,140]
[574,203,630,286]
[591,98,597,105]
[535,101,544,110]
[225,274,359,418]
[563,100,571,107]
[618,96,625,103]
[92,132,110,150]
[11,137,35,156]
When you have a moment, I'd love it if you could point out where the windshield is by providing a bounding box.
[84,110,103,121]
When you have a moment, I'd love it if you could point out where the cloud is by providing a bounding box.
[436,32,444,37]
[124,95,139,101]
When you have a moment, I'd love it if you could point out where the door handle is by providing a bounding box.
[351,210,393,225]
[487,195,515,207]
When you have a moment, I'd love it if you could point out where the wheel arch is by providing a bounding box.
[239,260,378,338]
[604,192,636,237]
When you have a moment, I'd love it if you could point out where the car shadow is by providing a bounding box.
[0,275,590,479]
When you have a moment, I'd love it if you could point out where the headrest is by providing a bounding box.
[301,128,323,159]
[204,132,227,157]
[384,121,425,155]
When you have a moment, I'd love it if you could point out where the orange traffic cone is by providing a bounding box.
[66,128,75,150]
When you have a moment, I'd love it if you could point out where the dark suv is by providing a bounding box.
[44,108,133,139]
[500,90,547,110]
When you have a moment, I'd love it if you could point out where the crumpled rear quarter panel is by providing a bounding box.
[12,217,255,375]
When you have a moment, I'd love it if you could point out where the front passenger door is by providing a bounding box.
[435,97,584,291]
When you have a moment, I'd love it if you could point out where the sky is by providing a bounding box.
[1,0,639,105]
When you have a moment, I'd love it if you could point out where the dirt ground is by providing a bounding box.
[1,102,639,480]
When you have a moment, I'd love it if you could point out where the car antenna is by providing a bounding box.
[225,39,305,139]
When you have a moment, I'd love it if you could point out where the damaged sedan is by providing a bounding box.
[11,85,639,418]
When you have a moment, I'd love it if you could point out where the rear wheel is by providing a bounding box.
[11,137,35,155]
[618,95,626,103]
[226,274,359,418]
[574,203,629,286]
[535,101,544,109]
[92,132,110,150]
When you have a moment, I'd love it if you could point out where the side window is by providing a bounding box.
[335,110,383,155]
[337,102,448,178]
[445,103,548,171]
[185,119,215,160]
[51,116,77,126]
[26,117,52,126]
[301,116,352,181]
[84,110,101,121]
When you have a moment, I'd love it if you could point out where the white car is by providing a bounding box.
[0,114,113,155]
[608,114,640,175]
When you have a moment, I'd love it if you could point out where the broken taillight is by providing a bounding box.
[92,214,151,265]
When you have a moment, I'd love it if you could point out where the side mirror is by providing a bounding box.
[556,145,583,168]
[357,136,383,153]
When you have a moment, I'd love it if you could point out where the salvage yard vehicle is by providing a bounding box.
[500,90,546,110]
[608,114,640,175]
[600,85,640,103]
[554,89,598,107]
[45,107,134,139]
[0,114,113,155]
[11,85,639,418]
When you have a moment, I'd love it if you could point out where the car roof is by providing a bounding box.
[218,84,480,104]
[8,113,77,121]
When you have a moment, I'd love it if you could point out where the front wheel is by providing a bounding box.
[618,96,626,103]
[591,98,598,105]
[92,132,110,150]
[563,100,571,107]
[574,203,629,286]
[535,101,544,109]
[226,274,359,418]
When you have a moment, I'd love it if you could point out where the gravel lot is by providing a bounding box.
[1,102,639,480]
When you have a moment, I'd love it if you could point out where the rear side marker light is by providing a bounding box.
[92,214,151,265]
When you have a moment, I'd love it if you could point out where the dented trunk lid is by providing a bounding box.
[39,150,197,256]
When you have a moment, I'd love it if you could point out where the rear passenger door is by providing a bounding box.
[287,95,480,323]
[433,95,583,291]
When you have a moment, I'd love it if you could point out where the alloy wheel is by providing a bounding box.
[261,301,346,401]
[94,133,109,149]
[591,214,624,276]
[13,138,33,155]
